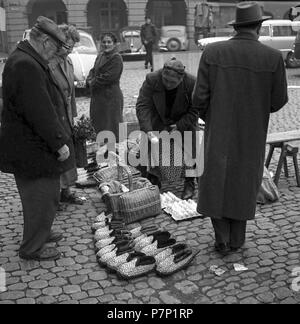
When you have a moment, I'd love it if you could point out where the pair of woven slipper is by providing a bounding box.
[116,252,156,280]
[155,244,200,277]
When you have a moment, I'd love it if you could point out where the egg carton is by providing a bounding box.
[160,192,203,222]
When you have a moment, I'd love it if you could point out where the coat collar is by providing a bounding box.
[232,30,259,42]
[152,70,188,124]
[96,48,119,69]
[17,40,49,71]
[59,57,73,91]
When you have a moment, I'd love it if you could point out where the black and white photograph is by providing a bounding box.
[0,0,299,307]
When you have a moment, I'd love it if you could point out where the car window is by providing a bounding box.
[161,29,184,37]
[123,31,140,38]
[272,26,297,37]
[74,35,97,53]
[260,26,270,36]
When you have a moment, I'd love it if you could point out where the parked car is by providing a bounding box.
[118,26,146,61]
[0,55,7,97]
[159,25,189,52]
[22,29,98,89]
[293,28,300,63]
[0,55,7,123]
[197,20,300,68]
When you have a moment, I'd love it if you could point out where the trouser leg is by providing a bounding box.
[148,44,153,67]
[15,176,60,257]
[211,218,230,245]
[229,219,247,248]
[145,43,153,67]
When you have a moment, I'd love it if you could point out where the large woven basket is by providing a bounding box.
[101,153,162,224]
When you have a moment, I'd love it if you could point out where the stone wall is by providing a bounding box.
[3,0,238,53]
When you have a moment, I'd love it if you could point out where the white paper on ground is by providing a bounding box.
[233,264,248,272]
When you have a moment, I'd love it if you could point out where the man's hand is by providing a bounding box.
[57,144,70,162]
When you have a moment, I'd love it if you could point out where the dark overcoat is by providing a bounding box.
[136,69,198,133]
[192,32,288,221]
[0,40,75,179]
[88,49,124,142]
[136,70,199,180]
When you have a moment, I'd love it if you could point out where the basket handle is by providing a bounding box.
[108,151,134,191]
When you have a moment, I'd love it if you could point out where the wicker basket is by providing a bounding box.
[100,153,162,224]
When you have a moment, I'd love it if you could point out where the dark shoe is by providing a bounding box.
[230,246,242,252]
[181,178,195,200]
[20,247,61,261]
[150,66,154,72]
[47,231,63,243]
[145,64,148,70]
[214,243,230,255]
[61,192,86,205]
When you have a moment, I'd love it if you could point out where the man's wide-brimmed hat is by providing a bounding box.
[33,16,68,47]
[228,1,271,27]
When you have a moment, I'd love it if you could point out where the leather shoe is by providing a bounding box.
[19,247,61,261]
[230,246,242,252]
[47,231,63,243]
[214,243,230,255]
[181,178,195,200]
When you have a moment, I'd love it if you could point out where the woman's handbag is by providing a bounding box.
[257,167,280,204]
[97,153,162,224]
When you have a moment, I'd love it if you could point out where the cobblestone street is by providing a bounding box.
[0,61,300,305]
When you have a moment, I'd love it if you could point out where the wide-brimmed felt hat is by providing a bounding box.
[33,16,68,47]
[228,1,271,27]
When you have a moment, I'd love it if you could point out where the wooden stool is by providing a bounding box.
[266,142,300,186]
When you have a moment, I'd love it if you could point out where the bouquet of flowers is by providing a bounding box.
[73,115,96,142]
[73,115,96,168]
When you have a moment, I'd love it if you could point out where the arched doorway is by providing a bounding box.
[87,0,128,41]
[146,0,187,28]
[27,0,68,28]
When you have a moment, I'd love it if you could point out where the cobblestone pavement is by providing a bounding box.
[0,61,300,305]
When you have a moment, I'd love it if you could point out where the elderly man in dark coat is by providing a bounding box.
[192,1,288,254]
[136,58,199,200]
[0,17,76,261]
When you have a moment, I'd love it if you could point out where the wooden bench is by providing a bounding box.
[266,131,300,186]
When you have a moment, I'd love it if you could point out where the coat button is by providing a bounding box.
[57,133,62,139]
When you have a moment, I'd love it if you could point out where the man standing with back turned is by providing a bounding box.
[192,2,288,255]
[0,17,75,261]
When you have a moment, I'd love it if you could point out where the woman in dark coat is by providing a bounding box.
[49,24,85,205]
[87,33,124,144]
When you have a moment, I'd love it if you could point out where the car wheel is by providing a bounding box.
[166,38,181,52]
[286,51,300,68]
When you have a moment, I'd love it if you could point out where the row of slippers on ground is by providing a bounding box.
[91,212,200,280]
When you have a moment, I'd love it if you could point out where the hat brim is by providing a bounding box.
[228,16,271,26]
[34,25,68,48]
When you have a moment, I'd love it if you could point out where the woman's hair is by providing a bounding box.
[58,24,80,43]
[100,32,118,44]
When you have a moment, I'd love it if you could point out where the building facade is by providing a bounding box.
[2,0,300,52]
